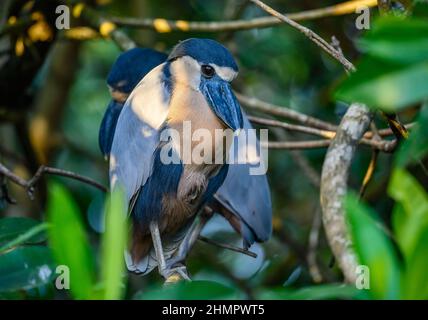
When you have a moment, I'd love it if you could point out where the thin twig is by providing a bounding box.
[67,2,136,51]
[248,115,336,139]
[249,0,355,72]
[264,140,330,149]
[307,208,323,283]
[249,115,398,152]
[110,0,377,33]
[198,236,257,258]
[237,93,337,131]
[270,126,321,188]
[359,122,381,198]
[0,162,107,199]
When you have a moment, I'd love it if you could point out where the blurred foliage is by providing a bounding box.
[336,16,428,111]
[100,187,127,299]
[346,168,428,299]
[1,0,428,300]
[47,182,97,299]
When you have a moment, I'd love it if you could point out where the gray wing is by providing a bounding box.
[214,113,272,247]
[109,63,170,203]
[109,63,175,274]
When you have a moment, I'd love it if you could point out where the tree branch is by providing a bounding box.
[246,0,372,284]
[237,93,337,131]
[320,104,372,283]
[0,162,107,199]
[264,140,331,149]
[110,0,377,33]
[249,115,398,152]
[249,0,355,72]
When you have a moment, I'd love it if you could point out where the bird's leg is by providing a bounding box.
[149,220,190,281]
[166,207,214,269]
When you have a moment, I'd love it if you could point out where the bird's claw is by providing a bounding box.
[162,265,191,283]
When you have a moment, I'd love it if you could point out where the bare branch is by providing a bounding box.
[307,208,323,283]
[237,93,337,131]
[249,0,355,72]
[198,236,257,258]
[69,2,136,50]
[359,122,381,197]
[249,115,398,152]
[248,115,335,139]
[264,140,330,149]
[110,0,377,33]
[0,162,107,199]
[320,103,372,283]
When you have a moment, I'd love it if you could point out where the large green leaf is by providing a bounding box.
[335,59,428,112]
[135,281,240,300]
[258,284,365,300]
[0,217,47,248]
[100,188,127,300]
[358,17,428,64]
[395,104,428,168]
[388,169,428,259]
[0,246,55,292]
[47,182,96,299]
[345,193,401,299]
[0,223,49,254]
[335,16,428,112]
[402,229,428,299]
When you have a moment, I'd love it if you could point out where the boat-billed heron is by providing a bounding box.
[98,48,167,157]
[102,39,272,279]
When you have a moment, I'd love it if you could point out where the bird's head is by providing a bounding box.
[107,47,167,102]
[167,38,243,131]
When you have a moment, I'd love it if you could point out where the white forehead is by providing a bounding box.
[209,63,238,82]
[171,56,238,84]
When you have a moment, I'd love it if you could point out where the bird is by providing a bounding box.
[103,39,272,279]
[98,48,167,158]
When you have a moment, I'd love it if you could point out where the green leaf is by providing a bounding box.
[135,281,240,300]
[47,182,96,299]
[388,169,428,259]
[258,284,365,300]
[335,59,428,112]
[100,188,128,300]
[0,217,47,248]
[395,104,428,167]
[402,229,428,299]
[0,223,49,253]
[345,193,401,299]
[358,17,428,64]
[0,246,55,292]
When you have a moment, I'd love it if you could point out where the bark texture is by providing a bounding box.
[320,103,371,283]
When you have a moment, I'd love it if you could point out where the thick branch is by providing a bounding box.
[320,103,372,283]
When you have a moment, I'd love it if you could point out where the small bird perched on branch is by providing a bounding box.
[100,39,272,280]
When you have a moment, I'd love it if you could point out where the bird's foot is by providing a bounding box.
[162,265,191,283]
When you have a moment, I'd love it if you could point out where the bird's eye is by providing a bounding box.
[201,65,215,78]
